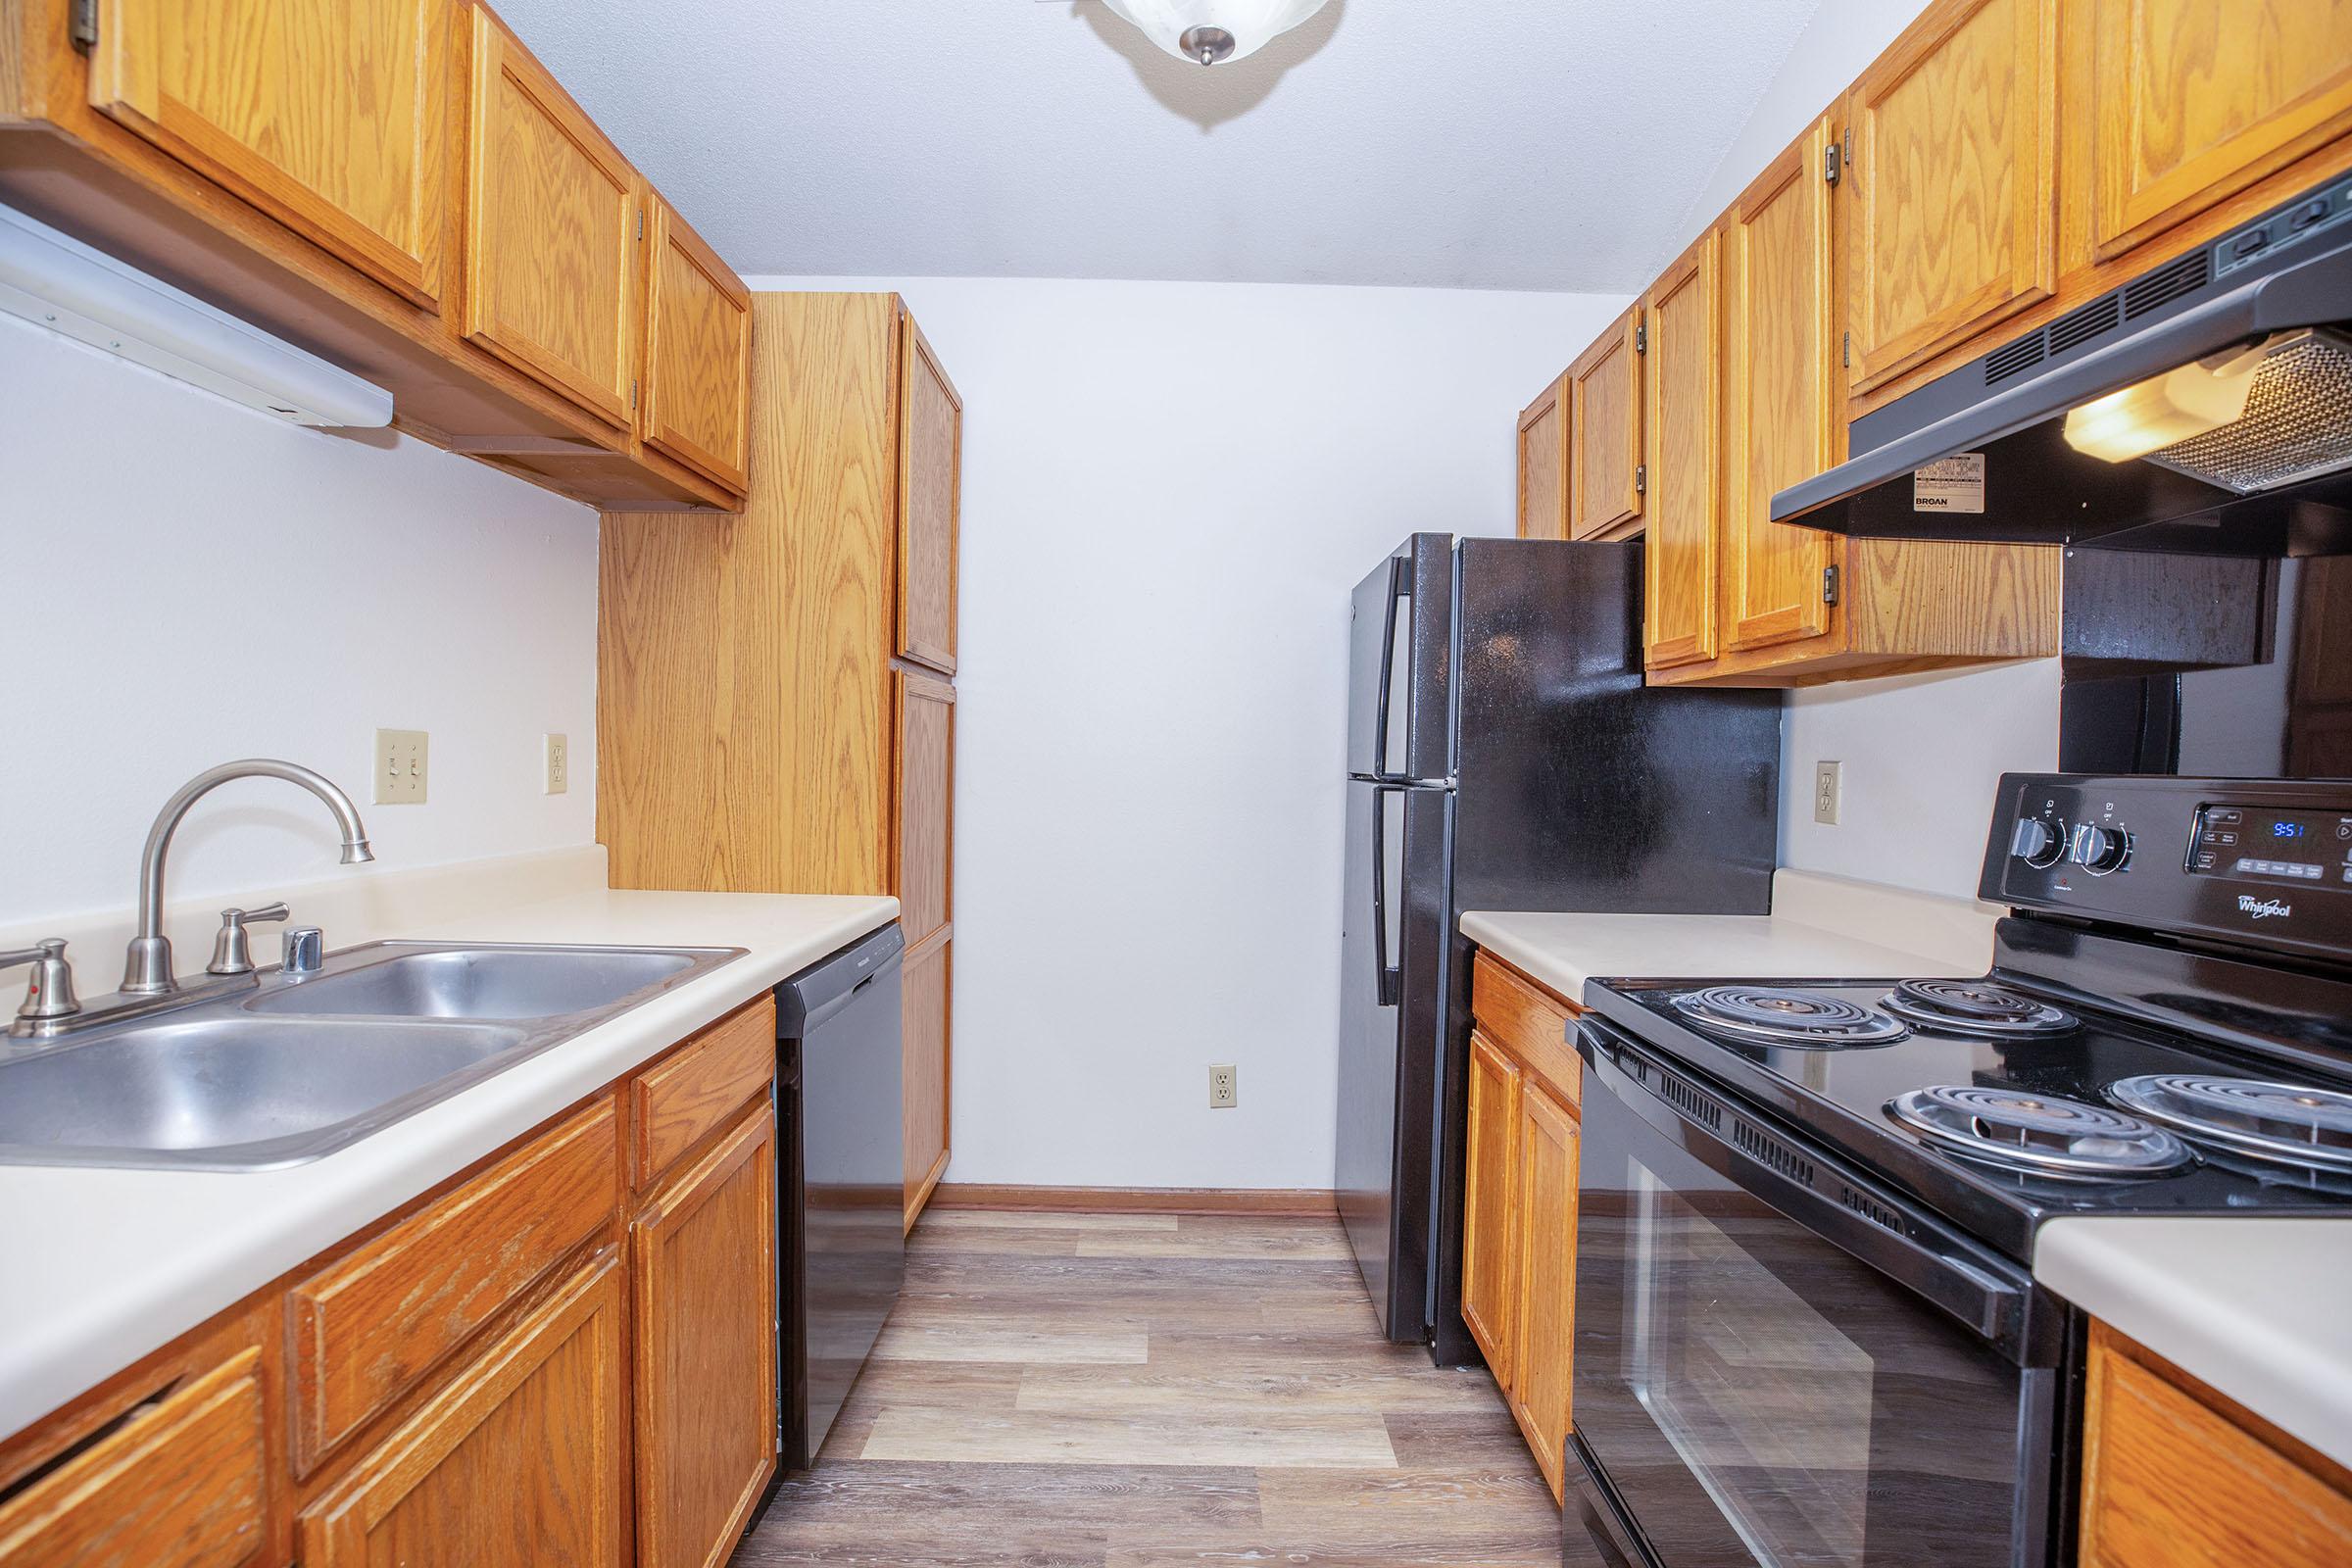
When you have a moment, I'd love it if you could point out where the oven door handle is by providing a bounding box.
[1578,1016,2041,1362]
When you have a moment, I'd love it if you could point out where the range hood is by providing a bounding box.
[1774,172,2352,558]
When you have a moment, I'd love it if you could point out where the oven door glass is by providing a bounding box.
[1572,1045,2053,1568]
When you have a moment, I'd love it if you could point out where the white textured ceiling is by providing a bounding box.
[488,0,1824,292]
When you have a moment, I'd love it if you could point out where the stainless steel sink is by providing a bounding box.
[0,941,742,1171]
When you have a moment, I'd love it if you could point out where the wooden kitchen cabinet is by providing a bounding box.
[602,292,961,1227]
[632,1102,778,1568]
[1843,0,2058,396]
[1640,229,1722,672]
[298,1253,629,1568]
[1566,305,1644,541]
[2079,1321,2352,1568]
[1515,374,1570,541]
[1463,951,1582,1505]
[80,0,450,308]
[640,196,754,495]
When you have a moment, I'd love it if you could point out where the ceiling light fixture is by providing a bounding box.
[1098,0,1332,65]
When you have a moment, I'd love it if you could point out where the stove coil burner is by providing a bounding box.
[1886,1085,2196,1180]
[2108,1075,2352,1176]
[1670,986,1909,1049]
[1880,978,2078,1038]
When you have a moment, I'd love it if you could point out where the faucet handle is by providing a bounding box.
[0,939,79,1023]
[283,927,325,978]
[207,904,291,977]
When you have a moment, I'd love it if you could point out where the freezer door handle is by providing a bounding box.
[1371,555,1410,782]
[1370,783,1402,1006]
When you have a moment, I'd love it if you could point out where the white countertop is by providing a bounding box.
[1462,868,2003,1002]
[2035,1216,2352,1470]
[0,870,897,1439]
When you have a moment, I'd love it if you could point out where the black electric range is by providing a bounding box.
[1563,774,2352,1568]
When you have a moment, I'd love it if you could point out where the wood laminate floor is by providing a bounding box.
[741,1208,1584,1566]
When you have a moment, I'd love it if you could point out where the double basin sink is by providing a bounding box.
[0,942,741,1171]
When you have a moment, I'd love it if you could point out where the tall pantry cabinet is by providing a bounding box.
[599,292,962,1231]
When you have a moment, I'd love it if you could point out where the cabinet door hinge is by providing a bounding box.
[1824,140,1842,185]
[630,378,638,410]
[636,209,645,241]
[1822,564,1840,606]
[1634,464,1647,496]
[1842,330,1852,368]
[1633,317,1647,355]
[70,0,97,48]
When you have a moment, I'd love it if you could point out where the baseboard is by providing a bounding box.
[927,1184,1340,1218]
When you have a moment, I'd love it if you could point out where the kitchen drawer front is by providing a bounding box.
[287,1100,617,1473]
[1470,950,1583,1111]
[0,1348,270,1568]
[632,995,777,1188]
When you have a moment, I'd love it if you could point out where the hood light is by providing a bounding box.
[2061,342,2268,464]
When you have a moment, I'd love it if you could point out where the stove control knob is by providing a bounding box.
[2011,817,2065,868]
[2070,822,2132,875]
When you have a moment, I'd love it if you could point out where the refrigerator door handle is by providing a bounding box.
[1371,555,1409,781]
[1370,783,1402,1006]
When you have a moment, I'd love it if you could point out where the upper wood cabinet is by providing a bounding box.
[1723,117,1841,657]
[1844,0,2058,394]
[1460,1030,1522,1388]
[1566,306,1644,541]
[894,668,955,951]
[463,9,640,427]
[2081,0,2352,267]
[1515,374,1570,541]
[896,309,962,674]
[632,1103,777,1568]
[641,196,753,494]
[81,0,450,308]
[1641,229,1722,672]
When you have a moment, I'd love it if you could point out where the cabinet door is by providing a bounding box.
[894,667,955,952]
[903,930,951,1230]
[1509,1080,1579,1505]
[0,1350,269,1568]
[1724,117,1843,655]
[1642,229,1723,672]
[2085,0,2352,265]
[1517,375,1569,541]
[298,1254,627,1568]
[641,197,752,494]
[83,0,448,307]
[1566,307,1644,540]
[1847,0,2058,393]
[464,10,640,426]
[897,311,961,675]
[1460,1031,1523,1387]
[633,1104,778,1568]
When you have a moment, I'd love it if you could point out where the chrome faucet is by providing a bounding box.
[121,760,374,996]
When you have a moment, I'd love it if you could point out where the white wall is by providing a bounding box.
[752,274,1626,1190]
[0,314,600,930]
[1661,0,2065,903]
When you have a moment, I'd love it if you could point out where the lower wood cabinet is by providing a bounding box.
[632,1102,778,1568]
[1464,950,1583,1505]
[298,1253,629,1568]
[903,928,953,1231]
[2080,1321,2352,1568]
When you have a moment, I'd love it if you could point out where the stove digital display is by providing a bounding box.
[2189,805,2352,885]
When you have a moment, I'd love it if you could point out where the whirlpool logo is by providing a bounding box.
[2236,895,2293,920]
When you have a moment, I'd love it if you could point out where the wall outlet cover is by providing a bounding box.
[1814,760,1842,826]
[1209,1064,1238,1109]
[376,728,428,806]
[544,732,568,795]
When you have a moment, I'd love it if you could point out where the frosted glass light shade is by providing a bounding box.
[1099,0,1332,63]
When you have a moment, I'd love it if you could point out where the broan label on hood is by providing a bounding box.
[1912,453,1986,513]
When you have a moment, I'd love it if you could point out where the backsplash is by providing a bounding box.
[0,314,600,926]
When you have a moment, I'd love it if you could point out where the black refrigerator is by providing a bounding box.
[1337,534,1781,1363]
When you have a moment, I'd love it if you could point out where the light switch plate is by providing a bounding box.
[1814,760,1842,826]
[544,733,568,795]
[1209,1064,1238,1109]
[376,728,428,805]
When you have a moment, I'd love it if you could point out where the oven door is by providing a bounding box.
[1569,1018,2069,1568]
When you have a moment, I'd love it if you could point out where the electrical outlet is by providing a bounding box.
[544,732,568,795]
[1209,1064,1238,1109]
[375,728,428,806]
[1814,760,1842,826]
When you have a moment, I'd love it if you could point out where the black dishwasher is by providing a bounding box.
[773,921,906,1472]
